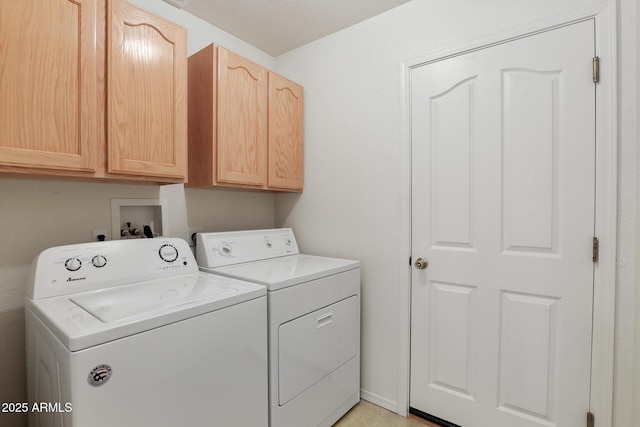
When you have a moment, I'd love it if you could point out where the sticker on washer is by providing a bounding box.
[88,364,112,387]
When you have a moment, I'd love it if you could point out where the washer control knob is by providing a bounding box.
[265,240,272,248]
[284,239,292,246]
[91,255,107,268]
[159,244,179,263]
[65,258,82,272]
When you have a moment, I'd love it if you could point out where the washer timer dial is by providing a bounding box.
[159,244,179,263]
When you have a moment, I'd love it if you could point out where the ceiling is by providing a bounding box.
[173,0,412,56]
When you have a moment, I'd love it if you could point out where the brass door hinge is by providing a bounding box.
[593,237,599,263]
[593,57,600,83]
[587,411,594,427]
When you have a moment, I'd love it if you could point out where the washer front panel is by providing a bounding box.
[26,296,268,427]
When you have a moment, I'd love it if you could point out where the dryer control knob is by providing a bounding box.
[65,258,82,272]
[219,243,233,257]
[159,244,179,263]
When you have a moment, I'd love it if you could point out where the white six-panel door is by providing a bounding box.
[410,20,595,427]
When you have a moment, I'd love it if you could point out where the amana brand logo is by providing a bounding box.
[67,277,86,282]
[88,364,112,387]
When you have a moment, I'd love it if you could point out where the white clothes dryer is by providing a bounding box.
[25,237,268,427]
[196,228,361,427]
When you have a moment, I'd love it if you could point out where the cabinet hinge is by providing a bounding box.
[593,56,600,83]
[592,237,599,263]
[587,411,594,427]
[409,256,412,266]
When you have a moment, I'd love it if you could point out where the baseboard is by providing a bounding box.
[360,389,398,413]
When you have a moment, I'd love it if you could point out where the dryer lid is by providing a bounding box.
[205,254,360,291]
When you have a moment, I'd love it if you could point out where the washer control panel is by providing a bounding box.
[196,228,300,268]
[27,238,198,299]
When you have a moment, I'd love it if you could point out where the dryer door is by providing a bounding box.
[278,295,358,405]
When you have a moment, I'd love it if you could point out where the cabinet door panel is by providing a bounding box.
[268,72,303,190]
[0,0,98,172]
[217,47,268,186]
[108,0,186,179]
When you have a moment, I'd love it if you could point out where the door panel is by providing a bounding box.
[502,70,560,253]
[429,281,476,398]
[429,77,477,250]
[410,20,595,427]
[498,292,558,418]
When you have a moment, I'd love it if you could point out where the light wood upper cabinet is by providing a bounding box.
[188,44,303,192]
[0,0,187,183]
[0,0,99,172]
[268,72,304,190]
[107,0,187,179]
[217,47,268,186]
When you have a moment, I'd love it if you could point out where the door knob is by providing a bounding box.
[414,257,428,270]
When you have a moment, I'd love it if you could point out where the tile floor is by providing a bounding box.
[334,400,439,427]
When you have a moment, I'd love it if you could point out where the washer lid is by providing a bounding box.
[203,254,360,291]
[25,272,266,351]
[71,275,238,323]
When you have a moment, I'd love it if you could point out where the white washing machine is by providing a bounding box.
[25,237,268,427]
[196,228,360,427]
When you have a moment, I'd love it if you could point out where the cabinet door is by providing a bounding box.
[217,47,268,186]
[0,0,98,172]
[107,0,187,179]
[268,72,304,190]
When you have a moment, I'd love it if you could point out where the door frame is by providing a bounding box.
[398,2,616,425]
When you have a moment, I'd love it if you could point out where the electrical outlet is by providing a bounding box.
[92,230,109,242]
[187,227,202,245]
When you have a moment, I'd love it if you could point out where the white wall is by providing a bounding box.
[129,0,275,62]
[0,3,278,426]
[275,0,639,425]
